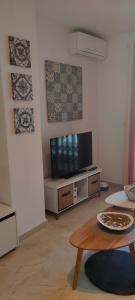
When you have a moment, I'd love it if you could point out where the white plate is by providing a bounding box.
[105,191,135,210]
[97,211,134,231]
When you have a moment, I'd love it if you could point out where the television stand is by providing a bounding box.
[88,166,98,172]
[44,168,102,219]
[64,170,86,179]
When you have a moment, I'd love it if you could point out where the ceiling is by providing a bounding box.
[36,0,135,38]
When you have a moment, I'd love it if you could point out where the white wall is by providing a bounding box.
[0,0,46,235]
[0,62,11,206]
[98,33,135,184]
[37,17,99,177]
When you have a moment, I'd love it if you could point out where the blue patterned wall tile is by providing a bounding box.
[9,36,31,68]
[45,60,82,122]
[11,73,33,101]
[14,108,34,134]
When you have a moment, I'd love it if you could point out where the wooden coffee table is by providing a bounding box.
[69,206,135,291]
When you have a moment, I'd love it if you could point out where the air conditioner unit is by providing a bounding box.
[69,32,107,60]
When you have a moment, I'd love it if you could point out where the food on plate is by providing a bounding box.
[100,213,131,228]
[97,211,134,231]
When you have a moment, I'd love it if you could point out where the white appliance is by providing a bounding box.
[0,203,18,257]
[69,32,107,60]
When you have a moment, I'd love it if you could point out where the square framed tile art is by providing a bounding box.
[14,108,34,134]
[45,60,83,122]
[9,36,31,68]
[11,73,33,101]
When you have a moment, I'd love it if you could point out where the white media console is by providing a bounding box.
[44,168,102,218]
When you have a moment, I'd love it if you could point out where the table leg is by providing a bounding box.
[72,248,83,290]
[129,243,135,266]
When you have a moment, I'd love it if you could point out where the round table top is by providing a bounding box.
[69,207,135,251]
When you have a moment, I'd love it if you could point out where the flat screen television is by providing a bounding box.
[50,132,92,178]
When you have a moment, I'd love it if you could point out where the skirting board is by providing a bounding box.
[19,219,48,242]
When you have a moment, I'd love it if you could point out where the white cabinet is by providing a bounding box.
[0,203,18,257]
[44,168,101,218]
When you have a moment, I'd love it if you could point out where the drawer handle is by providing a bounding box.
[91,180,98,184]
[62,191,71,197]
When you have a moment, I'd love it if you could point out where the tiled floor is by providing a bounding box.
[1,184,135,300]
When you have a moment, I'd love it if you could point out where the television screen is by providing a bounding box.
[50,132,92,178]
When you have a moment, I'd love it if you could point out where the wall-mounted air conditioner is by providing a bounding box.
[69,32,107,60]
